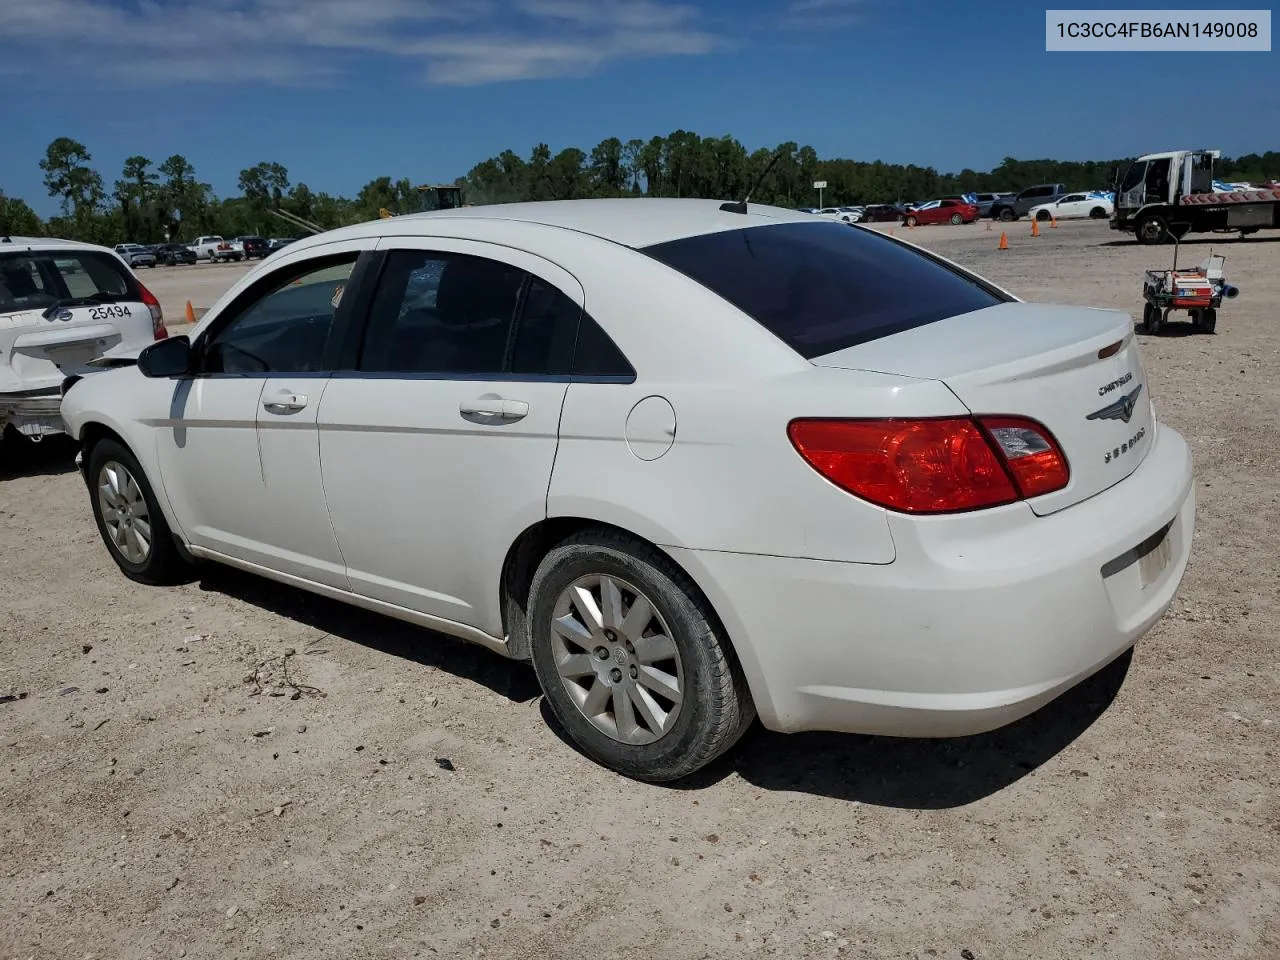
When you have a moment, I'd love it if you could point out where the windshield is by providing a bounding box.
[1119,160,1147,192]
[0,250,137,313]
[642,221,1009,358]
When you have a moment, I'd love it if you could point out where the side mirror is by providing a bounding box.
[137,335,191,378]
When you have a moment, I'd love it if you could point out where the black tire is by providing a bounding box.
[1090,206,1107,219]
[997,207,1015,222]
[950,213,963,225]
[86,437,192,585]
[1142,302,1157,330]
[1200,307,1217,334]
[1136,215,1169,245]
[1036,209,1051,221]
[905,215,918,227]
[1145,304,1163,335]
[527,529,755,783]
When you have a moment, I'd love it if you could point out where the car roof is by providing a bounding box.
[285,198,816,255]
[1,236,117,256]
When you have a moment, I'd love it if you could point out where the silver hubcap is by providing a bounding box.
[97,461,152,564]
[550,574,683,745]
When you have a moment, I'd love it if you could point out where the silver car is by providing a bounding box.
[114,244,156,269]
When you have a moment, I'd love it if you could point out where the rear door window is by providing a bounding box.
[642,221,1008,358]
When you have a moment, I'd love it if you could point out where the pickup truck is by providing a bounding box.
[988,184,1069,222]
[188,236,244,262]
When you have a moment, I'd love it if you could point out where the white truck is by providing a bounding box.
[1111,148,1280,244]
[187,235,244,262]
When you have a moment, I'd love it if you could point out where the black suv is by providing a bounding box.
[988,184,1068,222]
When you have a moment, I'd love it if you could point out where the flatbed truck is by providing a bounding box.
[1111,149,1280,244]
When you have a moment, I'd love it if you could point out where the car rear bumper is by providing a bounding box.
[0,388,66,436]
[670,421,1195,737]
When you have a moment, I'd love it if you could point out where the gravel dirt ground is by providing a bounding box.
[2,219,1278,960]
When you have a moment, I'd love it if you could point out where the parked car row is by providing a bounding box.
[110,236,300,269]
[799,184,1116,228]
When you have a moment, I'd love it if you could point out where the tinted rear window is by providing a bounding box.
[642,221,1008,358]
[1,250,136,313]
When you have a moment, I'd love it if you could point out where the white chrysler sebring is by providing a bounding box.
[60,199,1195,782]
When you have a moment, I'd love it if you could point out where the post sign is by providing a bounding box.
[813,181,828,189]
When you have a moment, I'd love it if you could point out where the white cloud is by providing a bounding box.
[781,0,866,30]
[0,0,727,86]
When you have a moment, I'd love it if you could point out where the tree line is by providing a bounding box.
[2,133,1277,245]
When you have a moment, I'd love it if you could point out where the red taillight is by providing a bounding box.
[788,416,1069,514]
[137,281,167,340]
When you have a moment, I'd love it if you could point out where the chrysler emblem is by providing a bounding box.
[1087,384,1143,424]
[53,308,73,322]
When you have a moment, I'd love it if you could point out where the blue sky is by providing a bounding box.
[3,0,1275,215]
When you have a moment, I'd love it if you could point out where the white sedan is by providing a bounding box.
[60,199,1195,782]
[1030,192,1115,221]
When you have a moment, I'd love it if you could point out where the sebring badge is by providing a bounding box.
[1086,383,1143,425]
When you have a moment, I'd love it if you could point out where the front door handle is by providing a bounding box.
[460,394,529,421]
[262,390,308,413]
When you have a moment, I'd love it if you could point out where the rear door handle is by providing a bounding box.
[460,395,529,421]
[262,390,308,413]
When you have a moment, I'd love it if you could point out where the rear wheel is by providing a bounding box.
[1036,209,1051,221]
[905,215,918,227]
[1199,307,1217,334]
[1090,206,1108,219]
[527,530,754,782]
[998,207,1015,222]
[87,438,192,585]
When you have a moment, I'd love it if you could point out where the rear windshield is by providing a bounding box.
[0,250,137,313]
[642,221,1009,359]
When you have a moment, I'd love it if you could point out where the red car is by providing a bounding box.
[902,199,979,226]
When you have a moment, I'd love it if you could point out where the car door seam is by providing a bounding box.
[312,377,352,589]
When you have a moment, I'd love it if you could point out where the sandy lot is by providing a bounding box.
[3,220,1278,960]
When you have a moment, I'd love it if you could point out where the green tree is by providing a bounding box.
[39,137,104,218]
[0,192,44,237]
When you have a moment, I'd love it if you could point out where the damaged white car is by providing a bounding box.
[1,237,167,444]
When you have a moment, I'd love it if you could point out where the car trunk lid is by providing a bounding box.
[810,302,1152,515]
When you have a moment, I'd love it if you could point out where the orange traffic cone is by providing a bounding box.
[1050,215,1058,229]
[1031,219,1040,238]
[184,300,195,323]
[998,231,1009,250]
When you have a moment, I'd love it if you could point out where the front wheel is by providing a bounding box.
[1090,206,1108,219]
[1036,210,1051,221]
[1144,303,1164,335]
[998,207,1015,222]
[87,438,193,585]
[905,215,918,227]
[527,530,755,782]
[950,213,963,225]
[1198,307,1217,334]
[1136,215,1169,245]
